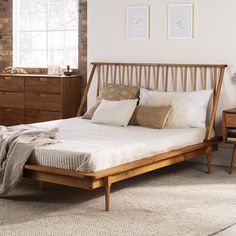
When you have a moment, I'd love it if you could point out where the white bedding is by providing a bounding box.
[28,117,207,172]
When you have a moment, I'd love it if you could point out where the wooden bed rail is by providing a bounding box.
[77,62,227,140]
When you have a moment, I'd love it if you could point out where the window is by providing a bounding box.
[13,0,78,68]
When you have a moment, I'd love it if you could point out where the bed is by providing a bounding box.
[23,62,227,211]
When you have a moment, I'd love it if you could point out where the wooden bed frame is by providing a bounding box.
[23,62,227,211]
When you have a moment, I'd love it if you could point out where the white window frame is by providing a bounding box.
[13,0,79,68]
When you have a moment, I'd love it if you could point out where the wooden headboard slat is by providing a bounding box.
[78,62,227,140]
[91,62,226,68]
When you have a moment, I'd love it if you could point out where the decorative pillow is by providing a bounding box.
[139,88,213,128]
[91,99,138,126]
[129,106,171,129]
[83,84,139,119]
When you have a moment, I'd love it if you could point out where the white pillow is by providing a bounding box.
[91,99,138,127]
[139,88,213,128]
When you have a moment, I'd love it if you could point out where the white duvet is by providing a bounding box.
[28,117,207,172]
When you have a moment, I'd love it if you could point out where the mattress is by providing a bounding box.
[27,117,207,172]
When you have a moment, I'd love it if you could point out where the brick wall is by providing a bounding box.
[0,0,87,91]
[0,0,13,71]
[79,0,87,93]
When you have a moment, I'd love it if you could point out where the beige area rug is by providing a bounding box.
[0,163,236,236]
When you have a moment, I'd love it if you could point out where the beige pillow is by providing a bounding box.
[129,106,171,129]
[83,84,139,119]
[91,99,138,127]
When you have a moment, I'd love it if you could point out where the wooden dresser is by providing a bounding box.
[0,74,81,125]
[222,108,236,174]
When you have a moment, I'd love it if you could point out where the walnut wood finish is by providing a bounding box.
[0,76,24,91]
[25,110,62,124]
[77,62,226,141]
[24,62,226,211]
[0,92,24,108]
[25,77,62,94]
[25,93,62,111]
[222,109,236,174]
[0,108,24,125]
[24,138,220,211]
[0,75,81,125]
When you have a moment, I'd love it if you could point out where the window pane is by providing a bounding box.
[18,32,31,49]
[31,0,47,13]
[49,11,65,30]
[18,0,31,13]
[32,32,47,50]
[65,50,78,68]
[65,12,78,30]
[65,0,78,30]
[65,31,78,50]
[18,12,31,31]
[48,31,64,50]
[48,0,64,30]
[48,50,64,66]
[48,0,64,13]
[31,12,47,31]
[18,50,31,67]
[65,0,78,12]
[32,50,47,67]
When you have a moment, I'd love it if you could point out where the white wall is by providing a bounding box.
[88,0,236,166]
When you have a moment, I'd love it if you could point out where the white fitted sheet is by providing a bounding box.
[27,117,207,172]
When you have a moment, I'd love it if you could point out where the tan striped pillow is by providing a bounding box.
[129,106,171,129]
[83,84,139,119]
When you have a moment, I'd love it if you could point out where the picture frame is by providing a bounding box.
[126,5,150,39]
[168,4,194,39]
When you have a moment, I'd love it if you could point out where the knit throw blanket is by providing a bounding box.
[0,125,59,195]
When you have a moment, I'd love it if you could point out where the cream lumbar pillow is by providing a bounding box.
[91,99,138,127]
[139,88,213,128]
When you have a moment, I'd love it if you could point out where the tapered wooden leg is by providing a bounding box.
[104,177,111,212]
[207,147,212,174]
[229,145,236,174]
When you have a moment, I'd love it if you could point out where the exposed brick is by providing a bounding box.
[0,0,12,70]
[78,0,87,104]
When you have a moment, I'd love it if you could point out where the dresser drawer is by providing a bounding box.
[0,76,24,92]
[25,93,62,111]
[25,109,62,123]
[0,108,24,125]
[25,77,61,94]
[0,92,24,108]
[225,113,236,128]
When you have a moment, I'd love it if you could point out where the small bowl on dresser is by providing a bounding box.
[64,71,73,76]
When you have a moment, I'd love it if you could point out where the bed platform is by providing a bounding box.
[23,62,227,211]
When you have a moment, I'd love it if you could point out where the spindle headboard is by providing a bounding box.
[77,62,227,140]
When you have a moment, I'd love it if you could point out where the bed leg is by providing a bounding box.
[207,147,212,174]
[104,177,111,212]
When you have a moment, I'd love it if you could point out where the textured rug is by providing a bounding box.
[0,163,236,236]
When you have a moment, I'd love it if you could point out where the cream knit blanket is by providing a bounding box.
[0,125,59,195]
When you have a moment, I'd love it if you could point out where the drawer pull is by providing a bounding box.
[39,94,47,97]
[4,77,12,80]
[39,78,47,82]
[4,108,13,112]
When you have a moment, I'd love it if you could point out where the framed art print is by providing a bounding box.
[168,4,194,39]
[126,6,150,39]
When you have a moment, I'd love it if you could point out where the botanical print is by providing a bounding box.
[127,6,149,39]
[132,16,144,32]
[168,4,193,39]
